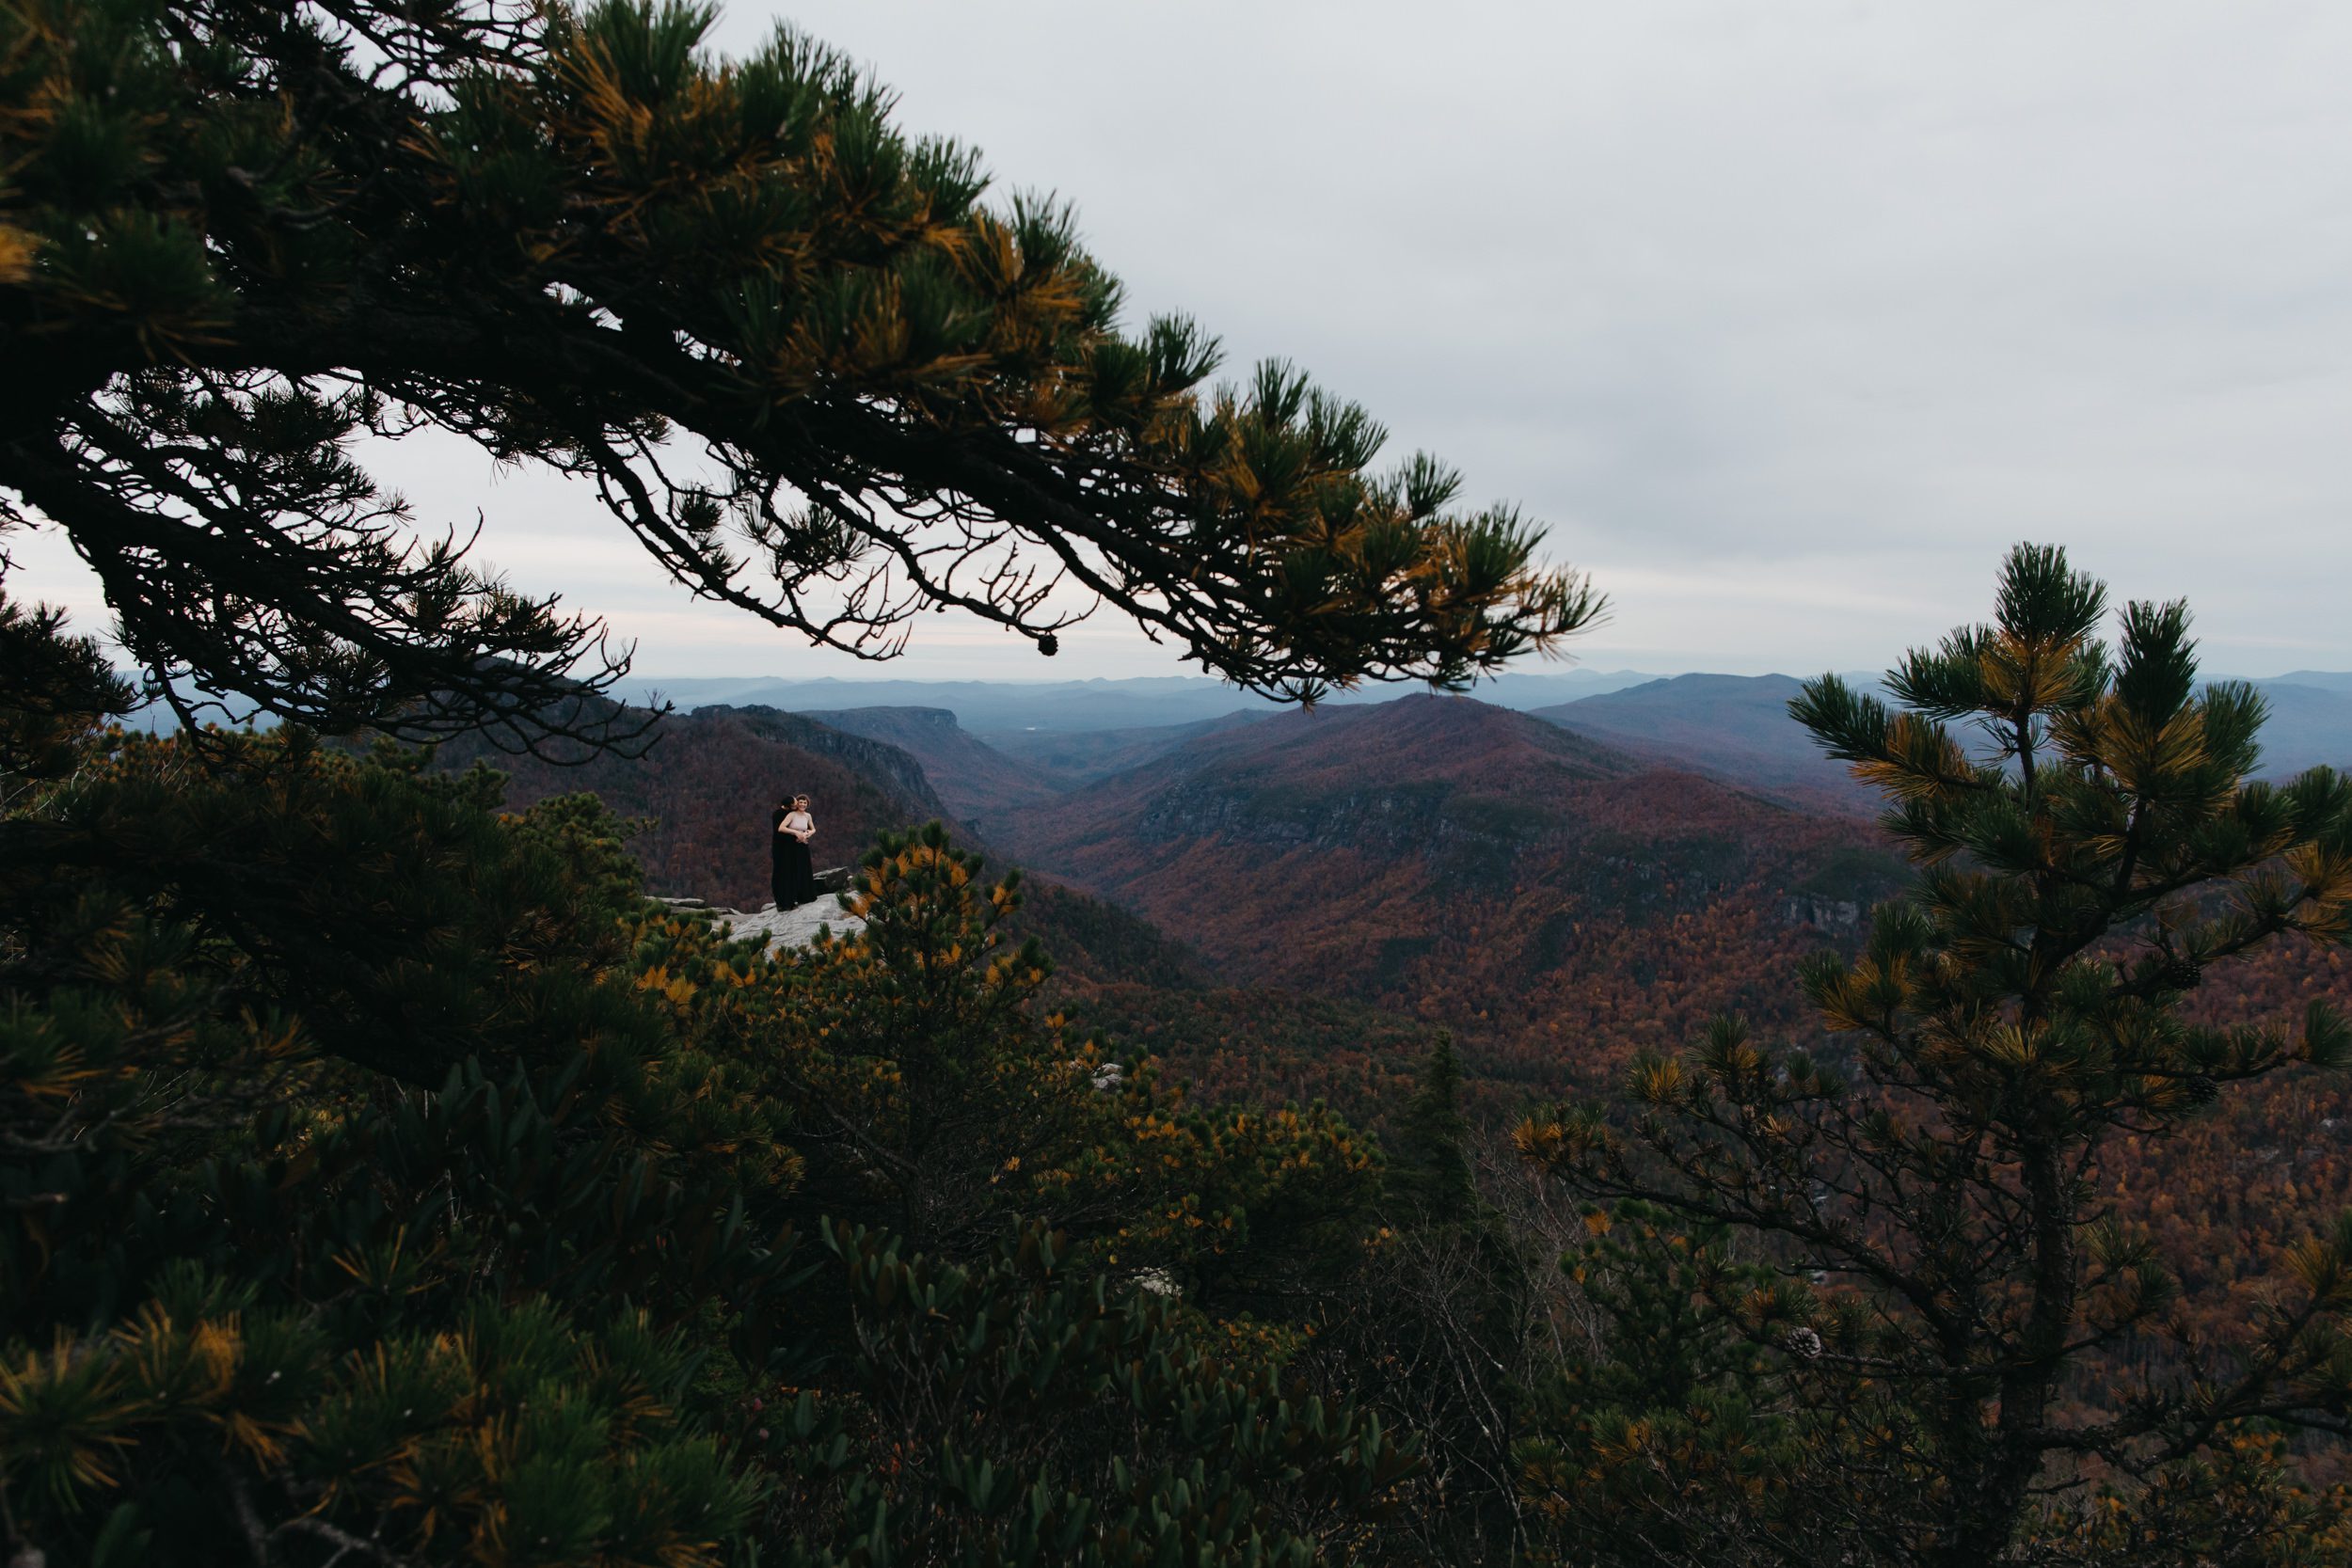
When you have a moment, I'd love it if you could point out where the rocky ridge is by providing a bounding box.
[706,705,956,825]
[796,705,1061,841]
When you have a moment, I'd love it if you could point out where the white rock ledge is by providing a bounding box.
[656,895,866,950]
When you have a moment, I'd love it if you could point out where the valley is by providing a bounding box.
[453,667,2352,1117]
[433,675,1940,1109]
[437,668,2352,1303]
[22,6,2352,1553]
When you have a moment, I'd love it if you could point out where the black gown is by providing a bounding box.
[771,808,818,909]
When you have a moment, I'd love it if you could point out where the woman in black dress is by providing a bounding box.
[771,793,818,909]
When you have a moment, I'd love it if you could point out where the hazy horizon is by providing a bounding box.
[13,1,2352,684]
[623,661,2352,692]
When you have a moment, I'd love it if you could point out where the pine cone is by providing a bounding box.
[2184,1072,2219,1107]
[2158,956,2203,992]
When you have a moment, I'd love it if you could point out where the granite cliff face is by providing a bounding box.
[1136,780,1446,852]
[795,705,1060,843]
[1136,778,1568,860]
[1784,895,1864,931]
[708,705,956,827]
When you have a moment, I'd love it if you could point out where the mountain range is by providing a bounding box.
[994,695,1904,1081]
[1533,671,2352,808]
[622,667,1660,732]
[1532,673,1874,813]
[427,659,2352,1460]
[637,667,2352,816]
[444,662,2352,1105]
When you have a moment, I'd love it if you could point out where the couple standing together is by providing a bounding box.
[771,793,818,910]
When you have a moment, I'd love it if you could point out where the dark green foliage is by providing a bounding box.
[1549,1204,1780,1430]
[0,603,1412,1563]
[1524,545,2352,1566]
[637,818,1387,1320]
[1384,1032,1474,1223]
[0,587,132,782]
[0,731,802,1561]
[767,1222,1415,1567]
[6,732,664,1085]
[1510,1199,1917,1567]
[1301,1035,1534,1563]
[0,0,1597,743]
[2021,1434,2352,1566]
[498,784,653,911]
[4,1276,763,1568]
[1016,879,1210,990]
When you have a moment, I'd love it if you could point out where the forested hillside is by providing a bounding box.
[1534,673,1878,812]
[1010,694,1907,1085]
[798,705,1063,841]
[431,702,952,908]
[9,2,2352,1564]
[414,685,1886,1113]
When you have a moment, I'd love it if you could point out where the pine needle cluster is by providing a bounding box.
[1,0,1600,748]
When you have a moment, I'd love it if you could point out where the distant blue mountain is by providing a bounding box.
[624,668,1661,733]
[1528,671,2352,809]
[124,660,2352,787]
[2264,671,2352,695]
[2241,679,2352,776]
[1532,674,1873,810]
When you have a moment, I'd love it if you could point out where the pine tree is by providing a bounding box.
[640,818,1384,1296]
[1517,1202,1814,1568]
[769,1221,1416,1567]
[0,0,1599,744]
[1386,1030,1476,1224]
[0,724,804,1565]
[1316,1032,1534,1561]
[0,624,1411,1561]
[0,587,132,783]
[1520,545,2352,1565]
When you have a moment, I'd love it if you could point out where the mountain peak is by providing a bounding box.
[1006,692,1686,878]
[1007,686,1894,1007]
[1183,692,1641,790]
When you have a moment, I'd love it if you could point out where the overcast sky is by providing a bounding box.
[18,1,2352,682]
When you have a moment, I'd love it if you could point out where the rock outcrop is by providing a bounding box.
[707,705,955,826]
[795,705,1060,844]
[659,867,863,949]
[1783,895,1863,931]
[715,897,866,948]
